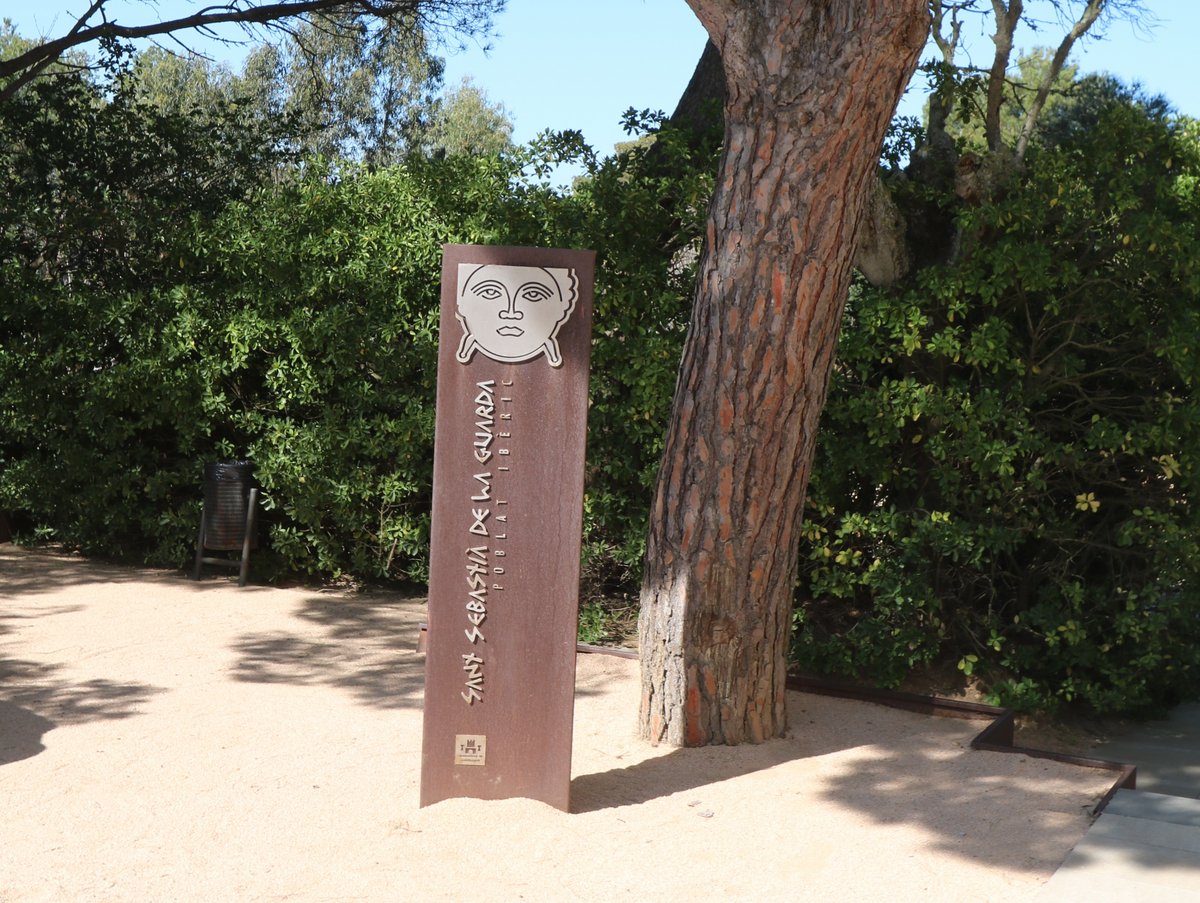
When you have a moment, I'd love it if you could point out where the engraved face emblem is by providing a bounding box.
[455,264,578,367]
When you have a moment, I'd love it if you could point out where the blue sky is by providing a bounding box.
[5,0,1199,158]
[442,0,1200,155]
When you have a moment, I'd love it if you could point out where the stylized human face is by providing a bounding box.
[455,264,577,367]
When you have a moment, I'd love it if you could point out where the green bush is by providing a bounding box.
[794,91,1200,715]
[570,119,711,588]
[1,86,706,585]
[174,160,455,580]
[182,129,706,583]
[0,65,292,562]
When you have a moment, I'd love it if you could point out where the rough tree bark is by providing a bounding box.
[666,38,911,287]
[639,0,928,747]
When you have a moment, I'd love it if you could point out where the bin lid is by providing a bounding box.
[205,460,254,481]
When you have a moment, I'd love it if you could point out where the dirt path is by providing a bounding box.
[1,545,1111,901]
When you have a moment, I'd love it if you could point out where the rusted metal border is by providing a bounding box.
[575,642,638,660]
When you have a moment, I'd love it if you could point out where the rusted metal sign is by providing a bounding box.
[420,244,595,812]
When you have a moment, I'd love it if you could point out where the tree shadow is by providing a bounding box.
[571,735,805,812]
[229,591,427,711]
[1,658,164,723]
[0,658,164,766]
[570,692,879,812]
[0,700,53,765]
[572,691,1127,877]
[0,605,86,639]
[1,554,167,735]
[812,738,1113,874]
[817,738,1200,874]
[1,558,170,767]
[0,545,189,597]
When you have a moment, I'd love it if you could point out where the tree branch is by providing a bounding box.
[1013,0,1106,161]
[0,0,497,102]
[0,0,108,100]
[928,0,967,141]
[985,0,1022,152]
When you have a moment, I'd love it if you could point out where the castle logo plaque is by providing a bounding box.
[420,244,595,812]
[454,735,487,767]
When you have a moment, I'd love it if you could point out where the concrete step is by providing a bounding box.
[1035,791,1200,902]
[1093,702,1200,799]
[1105,789,1200,828]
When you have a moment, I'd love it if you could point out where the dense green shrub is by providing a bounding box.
[569,120,712,591]
[1,90,706,584]
[0,150,532,577]
[0,66,293,561]
[172,161,458,579]
[794,92,1200,714]
[178,129,707,583]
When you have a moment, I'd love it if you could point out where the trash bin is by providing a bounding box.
[201,461,258,551]
[193,460,258,585]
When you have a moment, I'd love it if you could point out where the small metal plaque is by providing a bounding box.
[454,735,487,766]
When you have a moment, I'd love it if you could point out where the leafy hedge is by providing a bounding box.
[794,89,1200,714]
[0,67,294,563]
[0,77,704,584]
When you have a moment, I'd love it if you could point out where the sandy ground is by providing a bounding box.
[0,544,1114,902]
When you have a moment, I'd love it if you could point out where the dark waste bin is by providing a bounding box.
[193,460,259,585]
[201,461,258,551]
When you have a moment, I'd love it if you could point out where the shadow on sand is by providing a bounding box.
[11,546,1182,879]
[0,544,190,597]
[229,591,428,711]
[0,657,164,766]
[571,689,1142,877]
[0,700,53,765]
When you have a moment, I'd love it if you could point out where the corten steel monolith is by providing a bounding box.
[420,244,595,812]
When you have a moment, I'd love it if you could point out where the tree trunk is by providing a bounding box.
[639,0,927,746]
[984,0,1022,152]
[668,39,726,140]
